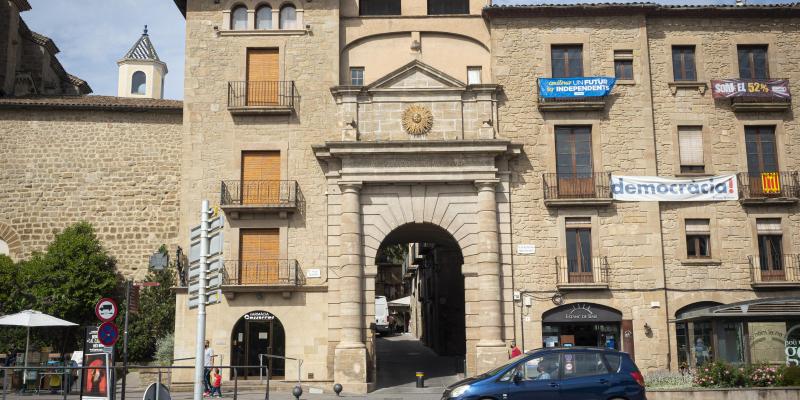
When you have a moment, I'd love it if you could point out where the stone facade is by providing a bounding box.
[0,104,183,277]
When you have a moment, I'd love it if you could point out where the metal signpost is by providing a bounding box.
[189,200,224,400]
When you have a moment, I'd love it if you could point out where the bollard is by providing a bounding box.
[291,385,303,400]
[332,383,342,396]
[415,371,425,388]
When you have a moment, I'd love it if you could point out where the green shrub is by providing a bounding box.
[694,362,744,388]
[748,364,781,387]
[644,370,694,389]
[155,333,174,366]
[780,365,800,386]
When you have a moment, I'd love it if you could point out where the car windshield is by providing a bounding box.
[477,355,528,379]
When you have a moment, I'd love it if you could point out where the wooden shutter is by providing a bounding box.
[678,126,704,167]
[246,49,279,105]
[240,229,280,284]
[242,151,281,205]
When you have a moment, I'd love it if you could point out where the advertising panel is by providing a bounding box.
[611,175,738,202]
[538,77,616,98]
[711,79,790,99]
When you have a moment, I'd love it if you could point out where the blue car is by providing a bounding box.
[442,347,646,400]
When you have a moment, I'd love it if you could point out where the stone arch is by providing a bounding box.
[0,222,22,260]
[670,292,755,317]
[360,184,479,267]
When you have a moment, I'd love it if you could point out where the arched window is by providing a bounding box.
[0,239,9,257]
[131,71,146,95]
[231,6,248,30]
[279,5,297,29]
[256,5,272,29]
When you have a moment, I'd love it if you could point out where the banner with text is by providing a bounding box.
[611,175,738,202]
[711,79,791,99]
[539,77,616,98]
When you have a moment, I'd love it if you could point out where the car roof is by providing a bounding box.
[526,347,625,354]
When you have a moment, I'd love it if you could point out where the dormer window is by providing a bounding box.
[279,5,297,29]
[231,6,248,30]
[256,5,273,29]
[131,71,146,95]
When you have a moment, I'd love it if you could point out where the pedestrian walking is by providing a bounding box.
[203,340,214,396]
[509,341,522,358]
[210,368,223,397]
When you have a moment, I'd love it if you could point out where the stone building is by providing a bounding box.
[2,0,800,393]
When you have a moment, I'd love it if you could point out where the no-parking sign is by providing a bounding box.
[97,322,119,347]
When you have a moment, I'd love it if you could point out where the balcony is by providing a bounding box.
[737,172,800,205]
[220,180,299,218]
[543,172,612,206]
[748,254,800,289]
[227,81,296,115]
[555,256,609,290]
[538,95,606,111]
[730,96,791,112]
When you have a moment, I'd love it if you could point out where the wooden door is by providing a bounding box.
[241,151,281,205]
[745,126,779,197]
[239,229,280,284]
[246,49,279,106]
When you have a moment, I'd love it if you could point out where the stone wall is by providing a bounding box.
[0,107,182,278]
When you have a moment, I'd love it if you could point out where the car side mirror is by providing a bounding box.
[513,370,523,383]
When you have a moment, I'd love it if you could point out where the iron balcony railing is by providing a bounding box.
[737,171,800,200]
[221,180,298,207]
[227,81,297,108]
[222,259,303,286]
[543,172,612,200]
[555,256,609,285]
[748,254,800,284]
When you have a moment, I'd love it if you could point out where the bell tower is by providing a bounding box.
[117,26,167,99]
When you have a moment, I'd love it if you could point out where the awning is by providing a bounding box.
[388,296,411,307]
[675,297,800,322]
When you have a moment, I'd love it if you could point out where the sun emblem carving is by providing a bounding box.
[402,104,433,135]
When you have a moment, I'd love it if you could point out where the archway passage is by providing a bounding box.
[230,311,286,379]
[372,223,466,390]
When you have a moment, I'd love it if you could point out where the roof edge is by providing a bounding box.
[483,3,800,18]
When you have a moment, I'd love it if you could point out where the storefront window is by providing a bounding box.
[677,322,689,368]
[717,322,744,364]
[542,303,622,350]
[693,321,713,366]
[750,322,788,364]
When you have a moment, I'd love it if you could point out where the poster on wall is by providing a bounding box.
[611,175,738,202]
[81,353,110,400]
[538,77,616,98]
[786,324,800,366]
[711,79,791,99]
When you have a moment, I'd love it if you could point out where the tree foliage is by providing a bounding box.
[124,253,176,363]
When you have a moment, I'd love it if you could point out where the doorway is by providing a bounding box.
[230,311,286,379]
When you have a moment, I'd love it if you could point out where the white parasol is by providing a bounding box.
[0,310,77,383]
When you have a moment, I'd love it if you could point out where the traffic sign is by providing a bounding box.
[97,321,119,346]
[95,298,118,322]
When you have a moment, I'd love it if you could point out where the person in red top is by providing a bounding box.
[509,341,522,358]
[209,368,222,397]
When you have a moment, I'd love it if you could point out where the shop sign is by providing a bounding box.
[243,311,275,321]
[786,324,800,366]
[611,175,738,202]
[711,78,791,99]
[539,77,616,98]
[543,303,622,323]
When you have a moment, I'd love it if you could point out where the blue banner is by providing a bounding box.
[539,77,616,98]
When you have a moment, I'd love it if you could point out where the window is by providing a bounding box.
[131,71,146,95]
[565,218,592,283]
[562,352,609,379]
[738,45,768,79]
[350,67,364,86]
[427,0,469,15]
[745,126,779,189]
[678,126,704,174]
[672,46,697,81]
[231,6,248,30]
[552,45,583,78]
[556,126,594,197]
[685,219,711,258]
[256,5,272,29]
[604,354,622,372]
[517,353,560,381]
[360,0,400,15]
[756,218,784,280]
[614,50,633,80]
[467,67,482,85]
[279,5,297,29]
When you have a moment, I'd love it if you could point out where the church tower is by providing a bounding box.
[117,26,167,99]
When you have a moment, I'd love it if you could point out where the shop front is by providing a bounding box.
[542,303,624,350]
[230,310,286,379]
[675,297,800,368]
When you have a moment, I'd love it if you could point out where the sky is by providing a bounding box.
[22,0,793,100]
